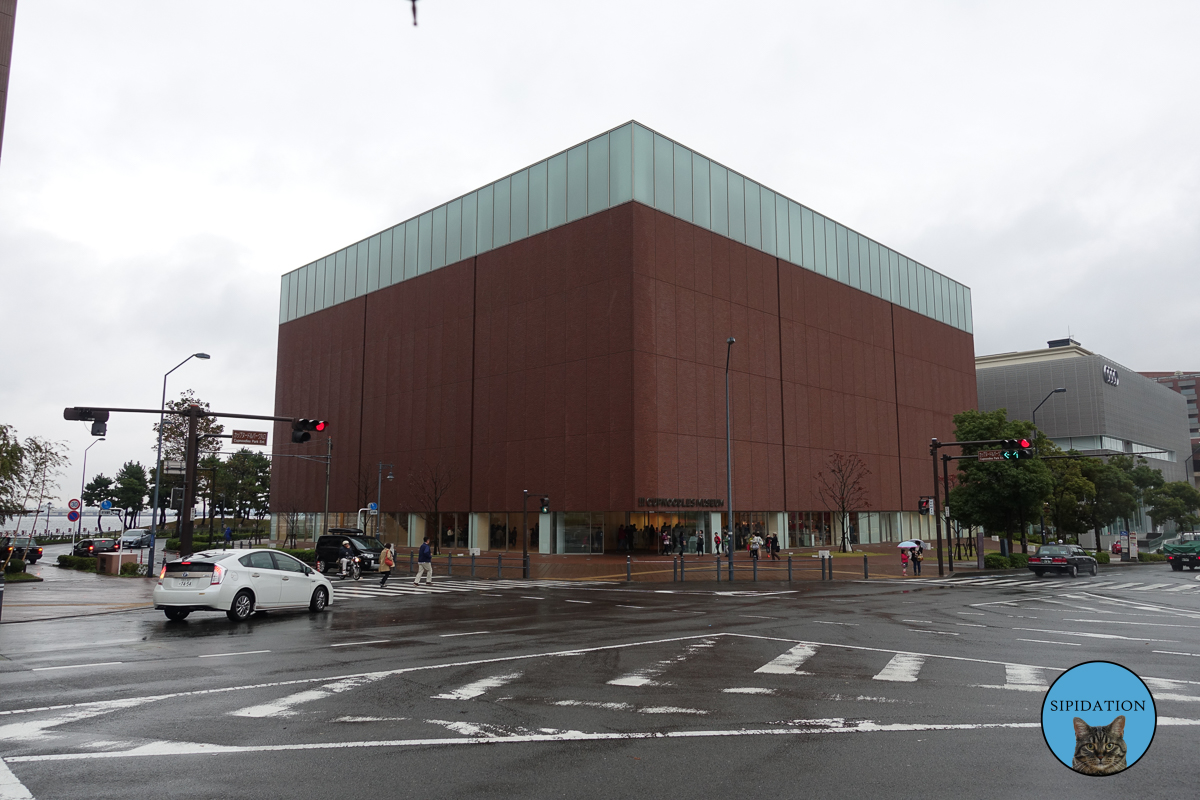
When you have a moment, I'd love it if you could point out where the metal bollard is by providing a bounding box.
[788,555,792,582]
[716,555,721,582]
[680,555,685,581]
[0,572,5,622]
[820,556,826,580]
[447,552,453,577]
[471,554,476,579]
[498,552,503,579]
[410,551,415,576]
[863,554,869,580]
[753,556,757,582]
[827,556,833,581]
[523,553,530,579]
[729,555,734,582]
[627,555,631,582]
[673,557,678,582]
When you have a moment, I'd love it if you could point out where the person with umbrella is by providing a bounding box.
[897,540,921,577]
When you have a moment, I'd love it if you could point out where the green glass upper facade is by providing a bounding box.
[279,122,973,333]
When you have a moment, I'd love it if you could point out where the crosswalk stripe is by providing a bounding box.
[1128,583,1174,591]
[1004,664,1047,691]
[755,644,818,676]
[873,653,924,682]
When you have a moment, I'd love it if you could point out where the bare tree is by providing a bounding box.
[283,504,304,549]
[401,462,457,555]
[815,452,872,553]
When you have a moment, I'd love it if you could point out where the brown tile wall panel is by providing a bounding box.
[273,200,976,523]
[271,296,367,514]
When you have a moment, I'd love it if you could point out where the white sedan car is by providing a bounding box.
[153,549,334,622]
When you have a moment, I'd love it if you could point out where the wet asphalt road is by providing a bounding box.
[3,568,1200,799]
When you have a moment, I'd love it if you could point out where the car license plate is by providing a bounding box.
[175,578,194,588]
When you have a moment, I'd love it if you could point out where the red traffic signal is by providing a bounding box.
[1018,438,1031,449]
[291,418,328,443]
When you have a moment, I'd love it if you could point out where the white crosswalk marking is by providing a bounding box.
[1127,583,1174,591]
[1003,664,1046,691]
[872,654,925,682]
[432,672,523,700]
[334,579,600,599]
[231,675,381,718]
[609,639,717,686]
[754,644,818,676]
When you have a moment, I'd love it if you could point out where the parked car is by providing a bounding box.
[120,530,154,549]
[153,548,334,621]
[1029,544,1098,577]
[72,538,119,557]
[2,535,43,564]
[314,531,384,574]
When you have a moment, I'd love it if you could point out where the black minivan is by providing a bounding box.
[314,529,384,574]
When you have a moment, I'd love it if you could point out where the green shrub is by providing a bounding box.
[984,553,1011,570]
[119,561,140,576]
[1138,552,1167,563]
[1095,551,1110,565]
[56,554,98,572]
[1008,553,1029,569]
[280,548,317,564]
[4,558,26,574]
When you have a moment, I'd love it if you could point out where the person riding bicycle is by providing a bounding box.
[338,540,355,578]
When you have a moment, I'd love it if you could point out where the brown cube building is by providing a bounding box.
[271,123,978,553]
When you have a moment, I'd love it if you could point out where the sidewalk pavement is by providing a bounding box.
[0,558,156,624]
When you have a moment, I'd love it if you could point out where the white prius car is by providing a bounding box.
[153,549,334,622]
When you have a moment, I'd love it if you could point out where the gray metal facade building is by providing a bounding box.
[976,340,1193,485]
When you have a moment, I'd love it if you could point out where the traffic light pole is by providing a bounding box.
[521,489,548,579]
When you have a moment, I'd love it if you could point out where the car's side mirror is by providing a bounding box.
[304,567,312,575]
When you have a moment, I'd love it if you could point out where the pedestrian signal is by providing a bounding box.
[918,497,931,515]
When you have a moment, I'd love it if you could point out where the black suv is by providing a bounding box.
[314,531,384,574]
[3,536,43,564]
[73,538,119,557]
[1029,544,1098,578]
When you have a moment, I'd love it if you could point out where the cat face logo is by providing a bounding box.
[1041,661,1156,777]
[1072,715,1127,776]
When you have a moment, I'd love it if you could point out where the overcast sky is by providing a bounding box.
[2,0,1197,507]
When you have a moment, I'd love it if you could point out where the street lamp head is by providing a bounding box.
[194,353,211,360]
[727,337,736,345]
[1054,387,1066,393]
[387,471,394,481]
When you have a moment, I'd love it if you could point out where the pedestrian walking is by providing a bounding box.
[714,531,722,555]
[414,536,433,585]
[912,546,923,576]
[900,548,909,577]
[695,529,704,556]
[769,533,780,561]
[379,542,394,587]
[750,533,763,560]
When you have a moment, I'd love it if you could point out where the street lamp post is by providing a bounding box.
[1032,387,1067,549]
[147,352,210,575]
[725,337,736,579]
[376,462,394,539]
[77,438,105,543]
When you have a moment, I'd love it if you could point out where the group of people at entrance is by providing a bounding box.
[655,525,706,556]
[900,545,924,576]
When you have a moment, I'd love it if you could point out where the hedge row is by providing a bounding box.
[57,554,98,572]
[1138,552,1168,563]
[4,559,26,574]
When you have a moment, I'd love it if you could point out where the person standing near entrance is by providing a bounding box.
[695,530,704,556]
[379,543,394,587]
[662,528,671,555]
[750,533,763,560]
[769,533,780,560]
[414,536,433,585]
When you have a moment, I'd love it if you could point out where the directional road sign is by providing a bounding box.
[368,502,378,511]
[231,430,268,446]
[68,498,81,511]
[163,459,185,475]
[977,450,1004,462]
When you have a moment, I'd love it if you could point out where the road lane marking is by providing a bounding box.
[901,620,933,623]
[741,615,777,620]
[908,630,959,636]
[552,700,633,710]
[0,697,148,744]
[723,687,776,695]
[615,605,644,609]
[1153,650,1200,658]
[1127,583,1174,591]
[564,600,591,604]
[812,621,858,626]
[231,676,380,718]
[955,623,986,628]
[439,632,489,638]
[873,654,924,682]
[1016,638,1080,646]
[0,756,34,799]
[30,662,123,672]
[609,638,717,686]
[754,644,818,676]
[1013,627,1178,642]
[432,672,523,700]
[198,651,271,658]
[330,641,389,647]
[520,597,545,601]
[639,706,708,715]
[974,664,1047,693]
[1062,619,1200,629]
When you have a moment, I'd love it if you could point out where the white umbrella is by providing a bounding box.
[897,540,920,548]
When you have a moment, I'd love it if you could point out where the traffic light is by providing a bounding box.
[291,419,327,444]
[64,407,109,436]
[170,487,184,510]
[918,497,931,515]
[1002,438,1034,459]
[539,496,550,514]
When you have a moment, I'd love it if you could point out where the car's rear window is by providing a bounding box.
[1037,546,1069,555]
[164,560,217,573]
